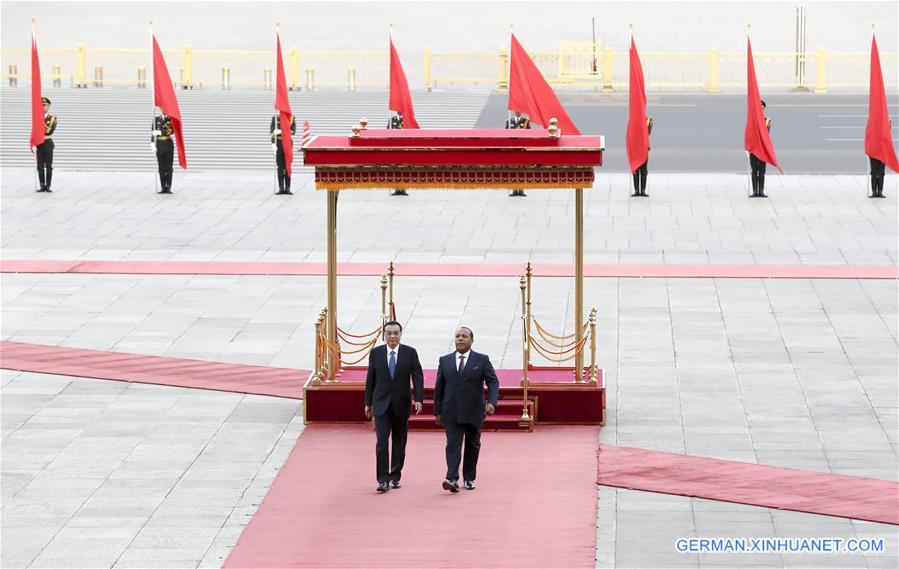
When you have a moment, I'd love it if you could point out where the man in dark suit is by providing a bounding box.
[433,326,499,492]
[364,320,424,493]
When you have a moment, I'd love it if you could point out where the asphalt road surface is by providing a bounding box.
[475,92,899,174]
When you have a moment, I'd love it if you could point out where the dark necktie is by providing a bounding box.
[457,354,465,374]
[388,350,396,379]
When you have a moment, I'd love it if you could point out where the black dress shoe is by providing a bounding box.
[390,480,401,489]
[391,190,408,196]
[377,482,390,493]
[442,479,460,493]
[463,480,476,490]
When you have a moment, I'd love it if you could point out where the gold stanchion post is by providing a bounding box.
[380,275,388,334]
[589,308,598,383]
[387,261,395,320]
[520,276,531,423]
[525,261,533,367]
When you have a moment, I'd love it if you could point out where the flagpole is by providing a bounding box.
[507,23,513,128]
[32,18,38,193]
[274,22,279,195]
[150,20,158,194]
[746,23,753,198]
[867,24,875,197]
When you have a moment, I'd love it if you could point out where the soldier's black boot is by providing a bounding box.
[45,169,53,192]
[283,177,293,195]
[632,173,640,197]
[640,176,648,197]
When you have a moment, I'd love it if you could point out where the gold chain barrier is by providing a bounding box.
[311,262,398,384]
[520,262,598,384]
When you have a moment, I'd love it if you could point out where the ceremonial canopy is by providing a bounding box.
[302,125,605,426]
[303,126,604,191]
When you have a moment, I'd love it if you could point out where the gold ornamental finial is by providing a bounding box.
[360,117,368,129]
[351,124,361,137]
[547,117,560,138]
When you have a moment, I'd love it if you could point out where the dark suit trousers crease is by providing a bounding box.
[444,421,482,482]
[374,404,409,483]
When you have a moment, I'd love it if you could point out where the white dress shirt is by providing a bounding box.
[456,350,470,372]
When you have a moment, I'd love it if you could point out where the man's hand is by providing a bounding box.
[364,405,372,419]
[485,403,496,416]
[413,401,422,415]
[150,142,156,153]
[435,415,443,426]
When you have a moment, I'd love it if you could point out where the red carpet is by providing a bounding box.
[597,444,899,525]
[0,341,305,399]
[224,424,600,568]
[2,259,895,279]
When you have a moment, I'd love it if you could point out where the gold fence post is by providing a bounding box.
[137,66,146,89]
[520,275,531,423]
[423,47,432,91]
[498,48,509,91]
[814,48,827,93]
[183,44,193,89]
[75,42,87,88]
[289,47,299,90]
[8,64,17,87]
[601,48,614,91]
[590,308,597,378]
[708,48,721,93]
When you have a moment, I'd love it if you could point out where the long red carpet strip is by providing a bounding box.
[3,259,896,279]
[224,424,600,568]
[597,444,899,525]
[0,341,305,399]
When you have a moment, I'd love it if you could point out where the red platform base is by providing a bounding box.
[303,366,605,426]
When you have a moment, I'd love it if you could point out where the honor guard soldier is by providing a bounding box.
[506,111,530,196]
[749,101,771,198]
[387,111,408,196]
[152,113,175,194]
[271,113,297,195]
[868,119,890,198]
[632,116,653,197]
[34,97,56,192]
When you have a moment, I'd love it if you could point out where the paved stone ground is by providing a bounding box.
[2,169,897,568]
[1,168,896,265]
[1,370,302,568]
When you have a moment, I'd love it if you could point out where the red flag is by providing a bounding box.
[388,37,419,129]
[274,33,294,177]
[508,34,579,135]
[152,35,187,169]
[625,37,649,173]
[744,37,782,173]
[30,33,45,150]
[865,33,898,173]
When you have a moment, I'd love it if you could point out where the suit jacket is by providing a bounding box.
[364,344,424,418]
[433,350,500,424]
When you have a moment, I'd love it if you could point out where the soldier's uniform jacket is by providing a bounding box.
[152,115,173,141]
[270,115,297,142]
[387,114,403,129]
[43,114,57,138]
[506,115,530,129]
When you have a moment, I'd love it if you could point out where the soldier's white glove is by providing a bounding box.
[152,129,162,136]
[31,146,37,153]
[273,128,281,135]
[271,143,277,155]
[150,142,157,153]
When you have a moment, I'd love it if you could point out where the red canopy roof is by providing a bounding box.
[303,129,603,190]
